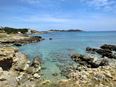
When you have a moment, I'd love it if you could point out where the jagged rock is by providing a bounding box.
[71,54,84,62]
[71,54,93,67]
[100,44,116,51]
[71,53,109,68]
[86,46,115,58]
[99,58,109,66]
[96,49,113,58]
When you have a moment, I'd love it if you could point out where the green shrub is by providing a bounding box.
[0,27,28,34]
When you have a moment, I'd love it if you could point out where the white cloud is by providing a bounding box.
[81,0,116,10]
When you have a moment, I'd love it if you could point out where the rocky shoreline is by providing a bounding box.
[0,47,42,87]
[34,44,116,87]
[58,44,116,87]
[0,34,44,47]
[71,44,116,68]
[0,32,116,87]
[0,33,48,87]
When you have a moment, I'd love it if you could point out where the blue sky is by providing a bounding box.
[0,0,116,31]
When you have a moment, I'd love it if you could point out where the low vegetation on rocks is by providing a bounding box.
[0,27,28,34]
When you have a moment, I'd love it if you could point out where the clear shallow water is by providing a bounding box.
[19,31,116,81]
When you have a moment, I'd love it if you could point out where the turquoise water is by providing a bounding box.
[19,31,116,81]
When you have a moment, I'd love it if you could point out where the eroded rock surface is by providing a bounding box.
[0,47,42,87]
[57,65,116,87]
[65,44,116,87]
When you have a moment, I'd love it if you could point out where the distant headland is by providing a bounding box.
[0,27,83,35]
[48,29,83,32]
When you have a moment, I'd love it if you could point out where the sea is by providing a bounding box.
[18,31,116,82]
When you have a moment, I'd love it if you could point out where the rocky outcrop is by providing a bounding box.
[15,36,43,44]
[86,44,116,59]
[59,65,116,87]
[71,44,116,68]
[100,44,116,51]
[0,36,44,46]
[71,54,109,68]
[0,47,42,87]
[59,44,116,87]
[36,65,116,87]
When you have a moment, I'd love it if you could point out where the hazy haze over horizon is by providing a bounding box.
[0,0,116,31]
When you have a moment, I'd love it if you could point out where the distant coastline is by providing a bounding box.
[48,29,83,32]
[0,27,83,35]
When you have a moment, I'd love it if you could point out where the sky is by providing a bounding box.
[0,0,116,31]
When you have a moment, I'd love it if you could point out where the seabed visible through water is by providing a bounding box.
[19,31,116,81]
